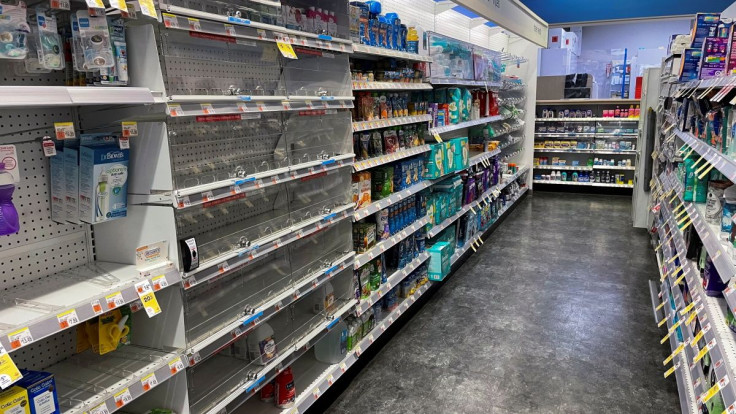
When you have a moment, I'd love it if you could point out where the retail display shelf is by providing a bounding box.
[533,180,634,188]
[351,43,433,62]
[534,133,638,138]
[450,187,528,265]
[166,96,354,117]
[468,149,502,167]
[430,115,506,134]
[356,252,430,315]
[677,75,736,92]
[674,128,736,183]
[186,252,356,366]
[354,216,431,268]
[659,172,734,283]
[648,279,664,325]
[494,123,525,138]
[533,148,637,155]
[499,137,523,151]
[0,261,180,354]
[352,81,433,90]
[498,97,526,105]
[428,78,502,88]
[658,208,736,411]
[173,155,354,208]
[354,181,433,221]
[535,117,640,122]
[352,114,432,132]
[593,165,636,170]
[197,300,357,414]
[47,345,185,414]
[266,282,433,414]
[183,204,355,288]
[534,165,593,171]
[353,145,431,172]
[536,99,642,105]
[0,86,156,107]
[161,7,353,53]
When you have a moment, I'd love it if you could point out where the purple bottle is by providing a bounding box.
[0,162,19,236]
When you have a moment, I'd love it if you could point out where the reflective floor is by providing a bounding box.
[324,191,679,413]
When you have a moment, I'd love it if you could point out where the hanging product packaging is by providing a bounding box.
[34,9,64,70]
[0,1,30,60]
[706,180,732,225]
[0,161,19,236]
[76,10,114,69]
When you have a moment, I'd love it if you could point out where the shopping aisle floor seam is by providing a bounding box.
[320,191,680,414]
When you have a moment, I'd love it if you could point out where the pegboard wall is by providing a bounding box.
[0,108,92,293]
[0,61,68,87]
[11,329,76,370]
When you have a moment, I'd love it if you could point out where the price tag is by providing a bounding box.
[152,275,169,291]
[118,136,130,150]
[162,13,178,28]
[0,343,22,389]
[663,342,685,366]
[42,139,56,157]
[105,291,125,310]
[200,103,215,115]
[202,191,214,202]
[84,0,104,8]
[327,373,334,385]
[169,357,185,374]
[224,24,236,36]
[57,309,80,329]
[663,362,680,378]
[277,41,298,59]
[138,0,156,18]
[168,104,183,117]
[89,403,110,414]
[108,0,127,12]
[54,122,75,139]
[701,376,729,403]
[114,388,133,408]
[49,0,70,9]
[141,372,158,391]
[8,328,33,350]
[188,18,201,31]
[340,362,347,372]
[91,299,103,315]
[135,280,162,318]
[312,387,320,399]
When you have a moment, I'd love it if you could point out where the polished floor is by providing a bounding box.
[325,191,680,414]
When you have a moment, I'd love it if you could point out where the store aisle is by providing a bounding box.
[324,192,679,414]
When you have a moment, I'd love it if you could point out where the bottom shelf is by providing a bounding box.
[533,180,633,189]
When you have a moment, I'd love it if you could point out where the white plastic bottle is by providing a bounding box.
[314,320,348,363]
[311,282,336,314]
[246,323,277,365]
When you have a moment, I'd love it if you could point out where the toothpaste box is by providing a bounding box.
[79,145,129,224]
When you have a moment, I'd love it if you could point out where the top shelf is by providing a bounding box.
[536,99,642,105]
[0,86,156,108]
[351,44,433,62]
[429,78,502,88]
[535,117,639,122]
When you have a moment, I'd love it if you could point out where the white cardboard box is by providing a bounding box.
[548,28,580,56]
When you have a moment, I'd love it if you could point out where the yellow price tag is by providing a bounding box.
[658,317,667,328]
[669,192,679,202]
[664,363,679,378]
[108,0,127,11]
[674,271,687,286]
[277,41,298,59]
[680,302,695,315]
[660,330,673,344]
[433,131,442,143]
[663,342,685,365]
[693,345,710,364]
[655,302,665,311]
[0,343,22,389]
[668,318,683,333]
[686,311,697,325]
[135,281,162,318]
[702,380,724,404]
[692,330,705,347]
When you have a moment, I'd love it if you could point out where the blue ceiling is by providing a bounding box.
[520,0,733,24]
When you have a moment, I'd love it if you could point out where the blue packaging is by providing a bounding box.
[400,24,408,51]
[722,202,736,232]
[415,229,426,252]
[16,370,60,414]
[79,145,129,223]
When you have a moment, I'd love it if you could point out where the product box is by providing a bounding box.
[727,26,736,75]
[15,370,60,414]
[699,37,728,79]
[0,386,29,414]
[79,145,129,224]
[453,137,469,171]
[423,143,445,179]
[690,13,720,50]
[443,142,455,173]
[353,223,377,253]
[427,241,452,281]
[352,172,371,209]
[679,48,703,82]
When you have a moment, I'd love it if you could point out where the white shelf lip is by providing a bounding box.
[202,299,358,414]
[186,252,356,365]
[353,114,432,132]
[428,78,502,88]
[173,156,354,208]
[536,98,641,104]
[287,282,433,414]
[657,215,736,410]
[534,133,638,137]
[351,43,433,62]
[593,165,635,170]
[49,346,186,414]
[0,86,155,108]
[675,128,736,183]
[354,181,433,221]
[535,165,593,170]
[535,117,640,122]
[659,172,734,284]
[430,115,506,134]
[468,149,502,167]
[677,75,736,90]
[354,216,431,269]
[450,187,528,265]
[0,261,180,355]
[356,252,430,316]
[533,148,637,154]
[183,203,355,287]
[354,145,431,172]
[532,180,633,188]
[428,166,529,239]
[352,81,433,91]
[166,95,354,117]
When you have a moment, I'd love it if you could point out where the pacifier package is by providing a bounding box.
[0,1,30,60]
[76,10,114,69]
[34,8,64,70]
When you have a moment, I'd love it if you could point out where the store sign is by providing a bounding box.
[453,0,548,47]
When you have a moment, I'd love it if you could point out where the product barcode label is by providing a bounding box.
[105,291,125,310]
[8,328,33,350]
[169,357,185,374]
[89,403,110,414]
[188,18,201,31]
[114,388,133,408]
[141,372,158,391]
[54,122,75,139]
[57,309,80,329]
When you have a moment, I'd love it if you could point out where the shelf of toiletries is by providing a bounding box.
[352,81,433,91]
[535,117,640,122]
[534,165,636,171]
[353,115,432,132]
[533,180,634,188]
[534,148,637,154]
[535,133,638,138]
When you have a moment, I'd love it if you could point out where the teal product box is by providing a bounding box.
[49,148,65,224]
[423,143,445,179]
[79,145,129,224]
[63,142,80,225]
[443,141,456,173]
[16,370,60,414]
[428,241,452,281]
[454,137,469,170]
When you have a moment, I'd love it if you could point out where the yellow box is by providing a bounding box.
[0,386,30,414]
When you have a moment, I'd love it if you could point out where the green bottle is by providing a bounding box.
[683,157,695,202]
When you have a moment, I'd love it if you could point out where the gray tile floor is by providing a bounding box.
[325,191,680,414]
